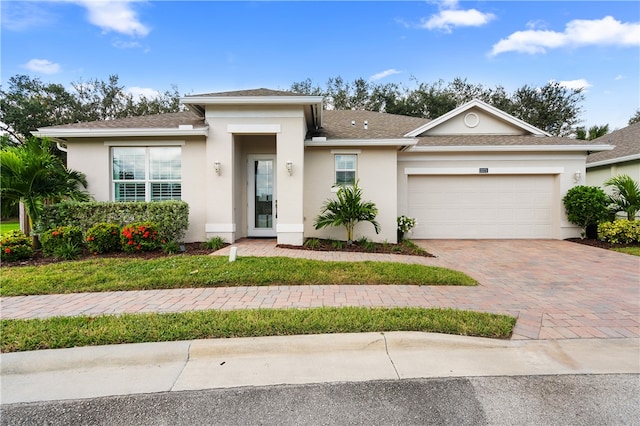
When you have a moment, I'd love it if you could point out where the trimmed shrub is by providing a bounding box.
[121,222,160,252]
[39,201,189,243]
[41,226,84,258]
[598,220,640,244]
[203,236,226,251]
[86,223,121,254]
[0,230,34,262]
[562,186,609,237]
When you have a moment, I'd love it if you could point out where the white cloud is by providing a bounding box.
[126,87,160,100]
[369,69,401,81]
[557,79,592,91]
[491,16,640,56]
[614,75,626,81]
[73,1,150,37]
[23,59,61,74]
[422,8,495,33]
[112,39,143,49]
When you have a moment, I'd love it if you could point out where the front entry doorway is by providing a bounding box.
[247,155,276,237]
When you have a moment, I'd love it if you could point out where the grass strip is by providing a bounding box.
[0,256,476,296]
[0,307,516,352]
[612,247,640,256]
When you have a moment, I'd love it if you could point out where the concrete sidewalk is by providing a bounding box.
[2,332,639,404]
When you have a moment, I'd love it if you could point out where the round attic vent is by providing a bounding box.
[464,112,480,128]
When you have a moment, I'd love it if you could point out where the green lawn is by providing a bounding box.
[1,255,477,296]
[0,219,20,235]
[612,247,640,256]
[1,306,517,353]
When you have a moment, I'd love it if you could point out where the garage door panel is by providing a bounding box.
[408,175,554,239]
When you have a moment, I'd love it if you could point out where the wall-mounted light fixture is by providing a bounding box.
[573,171,581,184]
[214,161,221,175]
[286,160,293,176]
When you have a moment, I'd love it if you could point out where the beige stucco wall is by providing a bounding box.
[426,107,529,136]
[65,136,207,243]
[586,160,640,189]
[397,151,587,239]
[304,147,398,243]
[204,105,306,245]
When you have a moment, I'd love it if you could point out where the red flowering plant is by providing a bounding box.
[0,230,34,262]
[86,223,121,254]
[41,226,84,257]
[121,222,160,253]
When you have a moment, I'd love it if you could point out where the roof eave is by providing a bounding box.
[587,154,640,168]
[181,95,324,106]
[407,144,614,153]
[305,138,418,148]
[32,127,209,139]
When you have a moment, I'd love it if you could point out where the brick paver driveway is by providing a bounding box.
[1,239,638,340]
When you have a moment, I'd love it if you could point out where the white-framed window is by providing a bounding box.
[335,154,357,186]
[112,147,182,202]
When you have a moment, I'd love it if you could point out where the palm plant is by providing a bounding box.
[0,138,91,239]
[314,181,380,243]
[604,174,640,220]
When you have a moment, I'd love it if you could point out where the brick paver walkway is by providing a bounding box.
[1,240,638,340]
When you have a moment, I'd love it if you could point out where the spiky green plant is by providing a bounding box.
[605,174,640,220]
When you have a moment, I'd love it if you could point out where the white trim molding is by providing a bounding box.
[330,149,362,154]
[306,139,417,147]
[104,140,185,146]
[33,128,208,138]
[227,124,281,134]
[407,144,613,153]
[404,167,565,175]
[205,223,236,233]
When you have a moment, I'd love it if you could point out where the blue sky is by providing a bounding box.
[2,1,639,131]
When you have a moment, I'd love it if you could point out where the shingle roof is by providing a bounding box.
[317,110,430,139]
[187,88,308,97]
[38,111,206,130]
[587,122,640,164]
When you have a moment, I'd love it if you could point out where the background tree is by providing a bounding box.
[0,74,182,143]
[629,110,640,126]
[314,181,380,243]
[291,76,585,137]
[0,138,91,240]
[576,124,610,141]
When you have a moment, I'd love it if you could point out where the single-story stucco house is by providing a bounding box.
[33,89,613,245]
[586,122,640,188]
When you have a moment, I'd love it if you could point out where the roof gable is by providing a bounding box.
[404,99,551,138]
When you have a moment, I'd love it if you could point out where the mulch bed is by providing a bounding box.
[277,239,435,258]
[565,238,640,250]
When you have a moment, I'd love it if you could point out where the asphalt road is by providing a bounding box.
[2,374,639,425]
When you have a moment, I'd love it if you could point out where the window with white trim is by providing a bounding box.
[112,147,181,202]
[335,154,357,185]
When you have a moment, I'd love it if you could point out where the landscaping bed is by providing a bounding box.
[278,238,434,257]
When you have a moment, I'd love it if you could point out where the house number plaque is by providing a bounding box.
[479,168,489,173]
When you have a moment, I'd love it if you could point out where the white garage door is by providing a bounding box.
[408,175,555,239]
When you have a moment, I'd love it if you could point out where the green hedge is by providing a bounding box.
[598,219,640,244]
[38,201,189,243]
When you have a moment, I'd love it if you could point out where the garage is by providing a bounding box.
[407,174,556,239]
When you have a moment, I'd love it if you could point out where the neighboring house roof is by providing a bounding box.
[586,122,640,168]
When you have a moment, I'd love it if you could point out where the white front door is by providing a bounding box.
[248,155,277,237]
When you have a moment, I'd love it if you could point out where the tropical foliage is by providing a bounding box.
[604,174,640,220]
[0,138,90,236]
[314,181,380,243]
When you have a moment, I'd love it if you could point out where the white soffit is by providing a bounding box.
[587,153,640,168]
[305,138,417,147]
[404,99,552,138]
